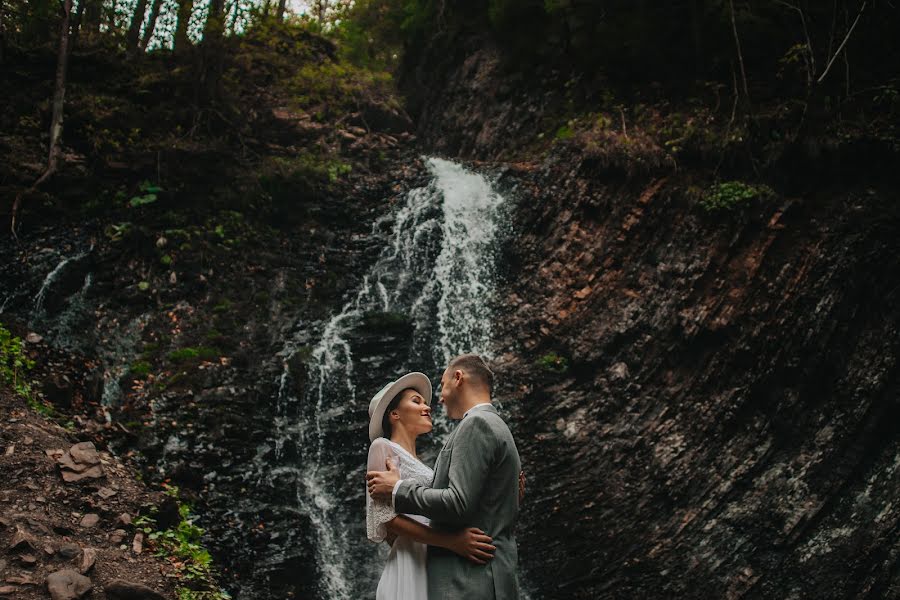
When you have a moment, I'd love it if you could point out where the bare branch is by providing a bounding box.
[818,1,867,85]
[728,0,751,107]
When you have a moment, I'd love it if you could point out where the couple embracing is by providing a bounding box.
[365,354,524,600]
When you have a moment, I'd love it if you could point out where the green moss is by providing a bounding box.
[167,347,220,363]
[212,299,233,313]
[555,124,575,140]
[700,181,774,212]
[130,360,152,377]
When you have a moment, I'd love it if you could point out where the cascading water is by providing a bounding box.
[270,157,509,597]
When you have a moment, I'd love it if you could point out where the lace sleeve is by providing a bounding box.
[366,438,399,543]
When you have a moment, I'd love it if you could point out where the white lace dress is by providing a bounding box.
[366,437,434,600]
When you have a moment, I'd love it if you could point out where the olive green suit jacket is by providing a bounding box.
[394,404,521,600]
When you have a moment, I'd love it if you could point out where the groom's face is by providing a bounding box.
[438,366,463,419]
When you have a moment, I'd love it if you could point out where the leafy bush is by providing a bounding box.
[0,323,35,400]
[700,181,774,212]
[1,323,56,416]
[129,180,163,208]
[136,484,231,600]
[536,352,569,373]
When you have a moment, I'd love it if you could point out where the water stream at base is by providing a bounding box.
[271,157,509,597]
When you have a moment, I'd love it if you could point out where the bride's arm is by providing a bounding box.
[384,515,496,565]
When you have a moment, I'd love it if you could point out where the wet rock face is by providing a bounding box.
[490,163,900,598]
[0,153,430,599]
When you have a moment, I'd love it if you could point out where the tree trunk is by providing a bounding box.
[689,0,703,77]
[174,0,195,54]
[126,0,149,52]
[0,0,5,65]
[82,0,101,36]
[203,0,225,41]
[728,0,751,108]
[275,0,287,21]
[12,0,73,235]
[140,0,164,50]
[200,0,226,103]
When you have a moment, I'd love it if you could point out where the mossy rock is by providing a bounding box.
[167,346,220,363]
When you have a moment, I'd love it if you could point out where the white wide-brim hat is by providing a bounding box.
[368,372,432,442]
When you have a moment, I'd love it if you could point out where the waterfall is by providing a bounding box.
[32,247,92,313]
[271,157,508,597]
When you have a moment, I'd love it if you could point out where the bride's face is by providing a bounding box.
[391,389,433,436]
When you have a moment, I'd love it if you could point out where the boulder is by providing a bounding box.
[57,442,104,483]
[46,569,91,600]
[104,579,167,600]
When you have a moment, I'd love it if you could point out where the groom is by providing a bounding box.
[367,354,522,599]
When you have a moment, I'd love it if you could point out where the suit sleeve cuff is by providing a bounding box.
[391,479,404,510]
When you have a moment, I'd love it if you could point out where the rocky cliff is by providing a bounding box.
[3,16,899,600]
[404,39,900,599]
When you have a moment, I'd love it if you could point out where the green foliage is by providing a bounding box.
[104,222,132,242]
[167,347,220,363]
[536,352,569,373]
[138,485,230,600]
[258,152,353,198]
[0,323,36,401]
[0,323,56,416]
[555,124,575,140]
[160,254,173,266]
[129,181,163,208]
[288,60,395,118]
[130,361,152,377]
[700,181,774,212]
[212,299,233,313]
[328,162,353,182]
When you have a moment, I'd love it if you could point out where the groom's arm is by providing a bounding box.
[394,415,496,524]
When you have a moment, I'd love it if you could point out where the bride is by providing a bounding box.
[366,372,496,600]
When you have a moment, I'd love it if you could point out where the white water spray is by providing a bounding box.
[271,157,509,598]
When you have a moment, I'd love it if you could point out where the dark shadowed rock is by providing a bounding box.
[154,497,180,531]
[57,543,81,561]
[104,579,167,600]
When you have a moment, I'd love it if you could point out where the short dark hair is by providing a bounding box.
[381,387,416,438]
[448,354,494,393]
